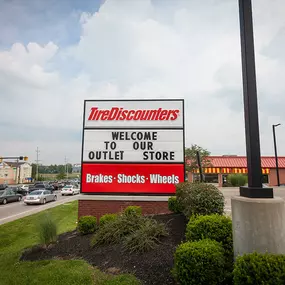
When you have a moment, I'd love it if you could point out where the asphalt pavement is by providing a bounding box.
[0,191,79,225]
[222,186,285,216]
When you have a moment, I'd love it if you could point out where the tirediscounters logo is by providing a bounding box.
[88,107,180,121]
[81,99,185,195]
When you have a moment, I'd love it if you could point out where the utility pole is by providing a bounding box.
[18,158,21,184]
[36,147,40,181]
[65,156,68,179]
[273,124,281,186]
[16,158,19,184]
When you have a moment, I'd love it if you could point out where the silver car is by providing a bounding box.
[24,190,57,205]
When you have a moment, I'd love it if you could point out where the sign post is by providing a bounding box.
[80,99,185,195]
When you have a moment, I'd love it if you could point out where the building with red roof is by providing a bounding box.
[186,156,285,187]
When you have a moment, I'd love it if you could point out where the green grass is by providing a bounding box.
[0,201,140,285]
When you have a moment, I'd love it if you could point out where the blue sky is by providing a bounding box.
[0,0,101,48]
[1,0,285,164]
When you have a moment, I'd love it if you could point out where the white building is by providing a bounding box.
[72,163,81,173]
[5,162,32,184]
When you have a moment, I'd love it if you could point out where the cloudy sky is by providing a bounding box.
[0,0,284,165]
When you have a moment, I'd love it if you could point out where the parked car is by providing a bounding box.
[33,183,46,189]
[0,188,22,205]
[29,183,54,193]
[28,184,36,192]
[58,182,65,189]
[21,185,30,191]
[52,182,59,190]
[0,184,8,190]
[61,185,80,196]
[24,190,57,205]
[45,185,55,192]
[10,186,28,196]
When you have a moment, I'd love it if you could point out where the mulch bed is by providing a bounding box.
[21,213,187,285]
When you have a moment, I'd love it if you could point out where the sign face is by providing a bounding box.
[81,99,185,195]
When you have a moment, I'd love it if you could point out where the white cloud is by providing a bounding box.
[1,0,285,164]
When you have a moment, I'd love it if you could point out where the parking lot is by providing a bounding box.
[0,190,79,225]
[1,186,285,225]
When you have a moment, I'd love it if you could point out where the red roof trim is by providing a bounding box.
[186,156,285,168]
[203,156,285,169]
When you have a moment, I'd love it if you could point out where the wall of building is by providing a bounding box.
[0,164,14,184]
[0,163,32,184]
[269,169,285,186]
[78,200,171,221]
[19,163,32,183]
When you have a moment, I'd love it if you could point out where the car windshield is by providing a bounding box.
[63,185,72,188]
[29,190,44,195]
[0,190,5,196]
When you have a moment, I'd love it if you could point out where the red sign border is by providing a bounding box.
[80,99,185,195]
[81,163,184,195]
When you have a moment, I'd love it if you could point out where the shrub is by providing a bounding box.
[123,218,168,252]
[168,196,182,213]
[176,182,225,217]
[186,214,233,256]
[233,252,285,285]
[99,213,118,227]
[91,214,143,246]
[37,214,57,246]
[124,206,142,217]
[227,174,247,187]
[174,239,225,285]
[186,214,234,284]
[92,214,168,253]
[78,216,98,235]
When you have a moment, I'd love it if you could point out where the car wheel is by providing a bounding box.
[54,195,57,201]
[42,198,46,205]
[18,196,22,202]
[61,194,64,196]
[72,191,75,195]
[3,198,7,205]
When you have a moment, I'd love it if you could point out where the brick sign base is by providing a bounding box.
[78,197,171,221]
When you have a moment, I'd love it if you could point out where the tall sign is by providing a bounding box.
[81,99,185,194]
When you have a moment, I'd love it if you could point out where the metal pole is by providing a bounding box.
[18,160,21,184]
[36,147,40,181]
[196,151,204,182]
[16,158,19,184]
[238,0,273,198]
[273,125,280,186]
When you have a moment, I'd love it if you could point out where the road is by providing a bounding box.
[1,187,285,225]
[0,191,79,225]
[222,186,285,216]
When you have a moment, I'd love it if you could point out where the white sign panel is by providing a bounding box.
[84,100,183,128]
[83,129,184,163]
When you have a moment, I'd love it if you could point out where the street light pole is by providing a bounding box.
[273,124,281,186]
[238,0,273,198]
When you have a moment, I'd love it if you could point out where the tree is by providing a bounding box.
[185,144,212,172]
[31,163,37,179]
[67,163,73,174]
[56,171,66,180]
[57,165,65,173]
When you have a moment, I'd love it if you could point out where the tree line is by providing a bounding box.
[31,163,73,178]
